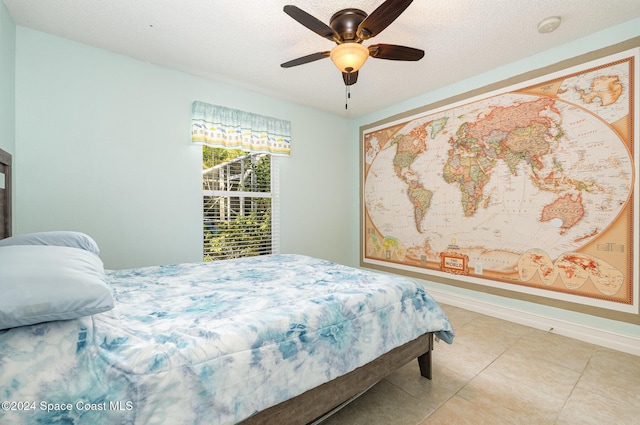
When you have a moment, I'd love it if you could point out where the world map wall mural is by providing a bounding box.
[361,42,639,321]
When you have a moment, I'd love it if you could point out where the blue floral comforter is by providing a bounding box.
[0,254,454,424]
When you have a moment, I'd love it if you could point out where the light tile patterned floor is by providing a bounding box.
[321,304,640,425]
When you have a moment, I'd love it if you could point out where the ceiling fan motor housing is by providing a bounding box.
[330,9,368,41]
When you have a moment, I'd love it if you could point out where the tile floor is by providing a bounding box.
[321,304,640,425]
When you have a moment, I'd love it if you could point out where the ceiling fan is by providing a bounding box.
[280,0,424,87]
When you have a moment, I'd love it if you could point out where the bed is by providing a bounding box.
[0,148,454,425]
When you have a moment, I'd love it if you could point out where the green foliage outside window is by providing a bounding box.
[203,211,271,261]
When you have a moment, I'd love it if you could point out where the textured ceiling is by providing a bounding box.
[4,0,640,117]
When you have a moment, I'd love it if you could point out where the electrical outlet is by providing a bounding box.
[474,262,483,275]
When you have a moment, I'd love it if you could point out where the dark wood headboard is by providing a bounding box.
[0,148,12,239]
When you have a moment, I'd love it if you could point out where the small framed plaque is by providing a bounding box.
[440,252,469,275]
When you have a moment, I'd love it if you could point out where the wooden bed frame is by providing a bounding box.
[0,147,436,425]
[241,333,433,424]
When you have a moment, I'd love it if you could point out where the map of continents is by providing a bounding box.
[363,58,634,301]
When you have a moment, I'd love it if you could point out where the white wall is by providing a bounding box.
[351,18,640,353]
[14,27,352,269]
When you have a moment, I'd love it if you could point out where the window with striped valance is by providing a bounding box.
[192,101,285,261]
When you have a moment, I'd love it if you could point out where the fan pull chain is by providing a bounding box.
[345,85,351,110]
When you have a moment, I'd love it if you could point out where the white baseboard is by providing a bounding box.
[428,288,640,357]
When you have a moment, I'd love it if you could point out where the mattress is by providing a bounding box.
[0,254,454,424]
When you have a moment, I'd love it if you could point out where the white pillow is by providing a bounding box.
[0,231,100,256]
[0,245,114,330]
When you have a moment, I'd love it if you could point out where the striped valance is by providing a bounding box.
[191,101,291,156]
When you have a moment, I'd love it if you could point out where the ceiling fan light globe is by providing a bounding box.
[330,43,369,73]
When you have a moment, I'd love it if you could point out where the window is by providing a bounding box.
[202,147,279,261]
[192,101,289,261]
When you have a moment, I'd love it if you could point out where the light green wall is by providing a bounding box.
[351,18,640,341]
[14,27,352,269]
[0,1,15,157]
[9,17,640,342]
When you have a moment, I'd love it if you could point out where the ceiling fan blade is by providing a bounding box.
[283,5,340,42]
[368,44,424,61]
[342,71,359,86]
[357,0,414,40]
[281,51,331,68]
